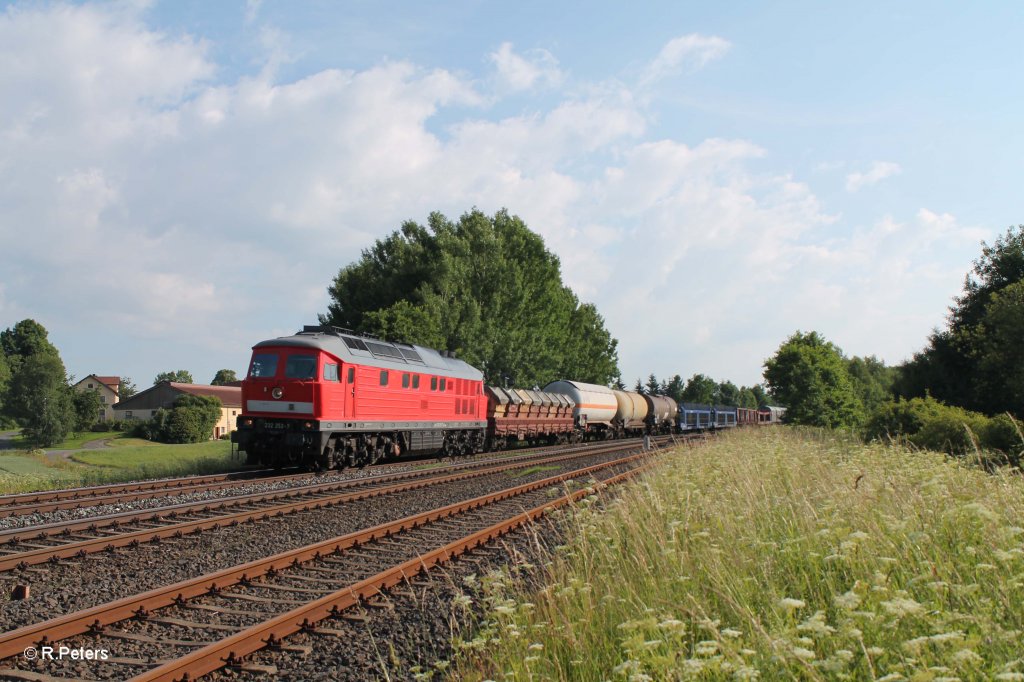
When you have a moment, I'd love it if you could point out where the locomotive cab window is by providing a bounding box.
[380,370,388,386]
[249,353,279,378]
[284,355,317,379]
[323,363,339,382]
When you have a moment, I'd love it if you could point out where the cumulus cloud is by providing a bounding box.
[640,33,731,86]
[489,42,563,92]
[845,161,902,192]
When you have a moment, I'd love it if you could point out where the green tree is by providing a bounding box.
[118,377,137,401]
[612,374,626,391]
[682,374,717,404]
[148,395,222,444]
[898,225,1024,414]
[737,388,759,409]
[7,353,74,446]
[0,351,11,426]
[70,388,101,432]
[974,280,1024,413]
[0,319,59,374]
[154,370,194,385]
[716,381,740,406]
[764,331,863,428]
[847,355,897,416]
[211,369,238,386]
[633,379,645,395]
[322,209,619,387]
[663,375,685,402]
[645,374,661,395]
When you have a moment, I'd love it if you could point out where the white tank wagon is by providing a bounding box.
[612,390,649,432]
[544,380,618,437]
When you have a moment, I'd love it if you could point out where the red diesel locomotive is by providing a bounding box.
[234,326,488,469]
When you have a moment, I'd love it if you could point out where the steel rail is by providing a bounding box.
[0,447,656,663]
[0,440,645,573]
[133,459,657,681]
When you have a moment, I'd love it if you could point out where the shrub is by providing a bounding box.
[865,396,1021,465]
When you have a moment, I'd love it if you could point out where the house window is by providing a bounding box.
[151,410,157,416]
[88,383,93,389]
[380,370,388,386]
[126,411,133,417]
[100,396,106,403]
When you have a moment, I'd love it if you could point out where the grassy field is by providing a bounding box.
[8,429,124,451]
[451,427,1024,681]
[0,439,244,494]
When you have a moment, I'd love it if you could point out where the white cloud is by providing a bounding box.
[0,3,1002,389]
[489,42,563,92]
[640,34,731,86]
[845,161,902,192]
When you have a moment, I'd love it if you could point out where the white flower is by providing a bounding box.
[778,597,806,612]
[951,649,983,666]
[881,597,924,617]
[834,590,861,609]
[791,646,816,661]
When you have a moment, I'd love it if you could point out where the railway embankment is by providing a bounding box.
[450,427,1024,681]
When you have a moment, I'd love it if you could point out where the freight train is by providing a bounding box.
[233,326,785,469]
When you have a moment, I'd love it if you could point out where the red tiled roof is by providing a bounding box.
[94,376,120,389]
[169,382,242,407]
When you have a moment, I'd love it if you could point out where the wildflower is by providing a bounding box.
[876,675,905,682]
[902,636,931,653]
[528,643,544,651]
[778,597,806,612]
[613,660,642,676]
[695,640,719,656]
[834,590,861,609]
[734,666,761,680]
[866,646,886,657]
[995,674,1024,681]
[722,628,743,639]
[657,619,686,635]
[848,531,870,542]
[524,656,539,663]
[880,597,924,618]
[951,649,983,666]
[452,593,472,608]
[791,646,816,661]
[797,611,835,637]
[929,631,964,645]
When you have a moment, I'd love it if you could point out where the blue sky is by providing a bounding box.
[0,0,1020,390]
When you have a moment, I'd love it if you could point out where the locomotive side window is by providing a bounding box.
[380,370,389,386]
[347,367,355,383]
[402,373,410,388]
[249,353,279,378]
[431,377,437,391]
[440,378,446,391]
[412,375,420,389]
[285,355,317,379]
[323,363,339,382]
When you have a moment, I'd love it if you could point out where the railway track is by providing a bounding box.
[0,442,659,681]
[0,438,679,573]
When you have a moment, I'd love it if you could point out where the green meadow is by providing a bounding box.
[0,437,243,494]
[451,427,1024,681]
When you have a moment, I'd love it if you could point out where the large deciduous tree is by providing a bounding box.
[322,209,619,387]
[681,374,717,404]
[118,377,137,401]
[8,353,74,446]
[764,331,863,428]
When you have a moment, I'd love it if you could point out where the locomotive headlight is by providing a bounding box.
[243,418,253,426]
[272,387,283,399]
[304,421,313,429]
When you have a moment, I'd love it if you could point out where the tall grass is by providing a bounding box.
[451,427,1024,681]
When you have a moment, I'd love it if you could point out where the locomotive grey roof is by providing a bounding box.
[253,326,484,381]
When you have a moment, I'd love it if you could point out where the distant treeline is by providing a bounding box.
[620,373,768,409]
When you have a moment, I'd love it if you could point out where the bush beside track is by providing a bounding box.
[451,427,1024,681]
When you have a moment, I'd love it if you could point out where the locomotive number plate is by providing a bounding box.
[262,420,290,430]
